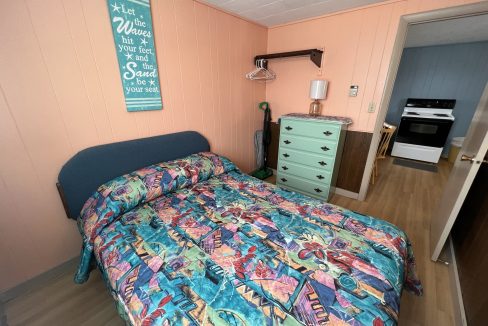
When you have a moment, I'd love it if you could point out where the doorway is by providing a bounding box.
[359,2,488,201]
[368,15,488,190]
[355,3,488,325]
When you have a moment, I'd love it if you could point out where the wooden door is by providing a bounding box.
[430,83,488,261]
[452,158,488,325]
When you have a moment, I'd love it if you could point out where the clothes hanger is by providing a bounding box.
[245,59,264,79]
[258,59,276,80]
[246,59,276,81]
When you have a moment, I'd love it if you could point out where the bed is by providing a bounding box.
[57,131,422,326]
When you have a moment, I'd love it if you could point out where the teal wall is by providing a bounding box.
[386,41,488,155]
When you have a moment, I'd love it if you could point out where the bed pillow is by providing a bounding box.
[79,152,236,246]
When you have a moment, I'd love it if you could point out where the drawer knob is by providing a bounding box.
[285,126,293,131]
[318,161,327,166]
[321,146,330,151]
[284,140,291,144]
[283,153,290,158]
[282,166,288,170]
[281,178,288,182]
[323,131,333,136]
[316,175,324,180]
[314,188,323,193]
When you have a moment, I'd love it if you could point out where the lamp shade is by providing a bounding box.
[309,80,328,100]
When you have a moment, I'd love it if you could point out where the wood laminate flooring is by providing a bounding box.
[3,157,454,326]
[3,271,122,326]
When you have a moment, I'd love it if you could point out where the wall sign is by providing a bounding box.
[107,0,163,112]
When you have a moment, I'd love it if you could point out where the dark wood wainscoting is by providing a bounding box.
[335,131,372,193]
[267,122,372,194]
[452,162,488,326]
[267,122,280,170]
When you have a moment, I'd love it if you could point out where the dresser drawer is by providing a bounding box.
[278,148,334,171]
[279,135,337,156]
[277,173,329,200]
[281,119,341,141]
[278,161,332,184]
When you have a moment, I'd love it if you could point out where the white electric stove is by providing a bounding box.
[391,98,455,163]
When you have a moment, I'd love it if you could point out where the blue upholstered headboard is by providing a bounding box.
[57,131,210,219]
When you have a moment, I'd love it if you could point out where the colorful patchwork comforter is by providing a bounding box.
[75,152,422,325]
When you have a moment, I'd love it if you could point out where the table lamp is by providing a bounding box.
[309,80,328,116]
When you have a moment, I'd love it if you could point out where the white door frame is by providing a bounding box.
[358,2,488,201]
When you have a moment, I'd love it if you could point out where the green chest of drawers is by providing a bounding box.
[276,116,348,201]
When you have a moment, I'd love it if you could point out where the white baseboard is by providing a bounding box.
[448,236,467,326]
[332,187,359,199]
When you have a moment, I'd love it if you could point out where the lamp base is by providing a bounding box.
[309,100,322,116]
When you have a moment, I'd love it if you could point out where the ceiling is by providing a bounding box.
[405,14,488,48]
[201,0,388,27]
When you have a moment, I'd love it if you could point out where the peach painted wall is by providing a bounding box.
[0,0,267,292]
[266,0,481,132]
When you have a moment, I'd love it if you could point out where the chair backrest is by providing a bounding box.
[376,125,397,159]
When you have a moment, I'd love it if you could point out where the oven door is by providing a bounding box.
[395,116,453,147]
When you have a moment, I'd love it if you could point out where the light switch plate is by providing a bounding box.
[349,85,358,97]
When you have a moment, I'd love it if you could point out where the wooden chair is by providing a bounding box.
[371,124,397,184]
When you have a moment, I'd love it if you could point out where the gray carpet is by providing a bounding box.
[393,158,438,173]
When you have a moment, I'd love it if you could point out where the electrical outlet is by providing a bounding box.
[368,102,375,113]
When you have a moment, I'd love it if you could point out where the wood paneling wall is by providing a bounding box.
[267,122,280,170]
[336,131,373,193]
[0,0,267,292]
[265,0,480,132]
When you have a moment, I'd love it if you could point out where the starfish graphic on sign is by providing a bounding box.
[111,2,120,12]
